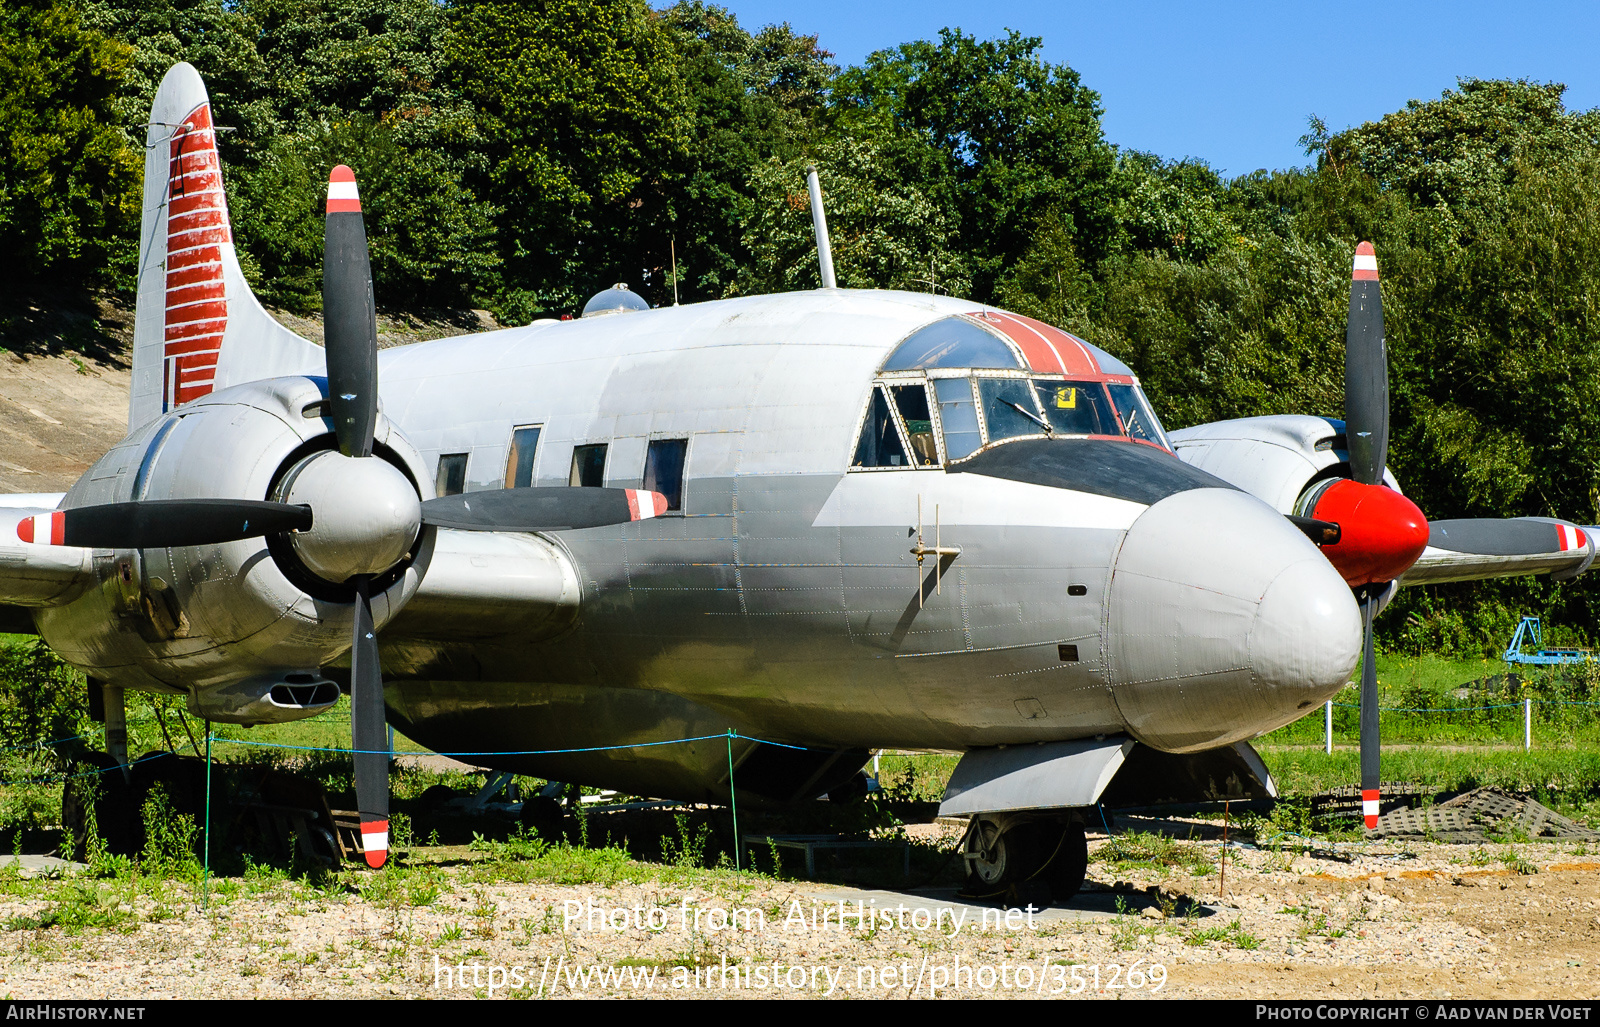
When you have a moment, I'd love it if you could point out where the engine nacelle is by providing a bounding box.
[34,376,434,713]
[1168,415,1400,514]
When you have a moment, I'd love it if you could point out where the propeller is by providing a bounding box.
[1295,242,1430,830]
[15,165,666,868]
[16,500,309,548]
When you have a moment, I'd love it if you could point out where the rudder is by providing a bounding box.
[132,63,322,431]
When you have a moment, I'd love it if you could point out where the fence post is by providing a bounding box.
[1325,700,1333,755]
[1525,698,1532,751]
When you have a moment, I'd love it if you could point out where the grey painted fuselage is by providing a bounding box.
[360,290,1360,799]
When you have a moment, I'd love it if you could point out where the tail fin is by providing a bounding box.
[132,63,323,431]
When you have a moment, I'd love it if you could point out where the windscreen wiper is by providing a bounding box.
[1006,400,1053,435]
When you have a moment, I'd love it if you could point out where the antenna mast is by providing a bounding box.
[805,165,836,289]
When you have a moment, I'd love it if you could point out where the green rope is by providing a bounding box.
[202,726,212,909]
[726,729,740,871]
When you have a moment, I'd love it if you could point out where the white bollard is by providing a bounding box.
[1525,697,1532,751]
[1325,700,1334,755]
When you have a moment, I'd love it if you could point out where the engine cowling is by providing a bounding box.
[1168,413,1427,598]
[34,376,434,712]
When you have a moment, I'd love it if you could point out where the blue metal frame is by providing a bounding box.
[1503,616,1593,666]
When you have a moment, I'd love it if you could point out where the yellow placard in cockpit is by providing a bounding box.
[1055,387,1077,409]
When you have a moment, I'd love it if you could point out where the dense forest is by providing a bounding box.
[4,0,1600,655]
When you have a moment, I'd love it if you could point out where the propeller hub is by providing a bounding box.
[1306,478,1429,587]
[278,451,420,582]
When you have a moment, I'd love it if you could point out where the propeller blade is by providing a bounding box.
[420,487,669,532]
[16,500,311,549]
[323,165,379,460]
[1358,590,1381,830]
[1426,518,1589,557]
[349,577,389,869]
[1344,241,1388,486]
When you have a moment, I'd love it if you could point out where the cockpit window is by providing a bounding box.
[852,387,911,467]
[977,378,1049,442]
[888,384,938,466]
[1035,381,1117,436]
[1107,383,1170,449]
[882,316,1023,371]
[933,378,981,461]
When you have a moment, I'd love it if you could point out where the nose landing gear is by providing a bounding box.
[960,813,1088,908]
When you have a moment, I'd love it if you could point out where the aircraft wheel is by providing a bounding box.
[963,817,1040,894]
[1045,820,1089,901]
[520,796,566,843]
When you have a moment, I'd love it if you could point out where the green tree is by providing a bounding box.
[739,139,967,296]
[0,0,139,301]
[656,1,832,301]
[831,28,1118,302]
[445,0,692,319]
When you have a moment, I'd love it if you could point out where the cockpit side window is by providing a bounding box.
[1107,383,1171,450]
[1035,381,1116,436]
[888,384,937,466]
[851,387,911,468]
[976,377,1049,442]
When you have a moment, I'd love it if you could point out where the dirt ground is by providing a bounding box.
[0,824,1593,1000]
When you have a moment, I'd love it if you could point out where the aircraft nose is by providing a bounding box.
[1105,488,1361,753]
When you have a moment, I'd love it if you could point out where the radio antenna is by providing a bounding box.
[670,238,680,306]
[805,165,837,289]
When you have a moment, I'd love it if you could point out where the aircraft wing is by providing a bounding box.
[0,494,94,632]
[1399,517,1596,586]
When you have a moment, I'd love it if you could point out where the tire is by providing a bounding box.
[1045,821,1089,901]
[963,818,1040,895]
[519,796,566,842]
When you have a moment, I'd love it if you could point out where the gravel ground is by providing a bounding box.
[0,821,1596,1001]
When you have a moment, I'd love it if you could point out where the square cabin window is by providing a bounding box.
[570,444,607,487]
[504,425,542,488]
[643,439,688,511]
[435,453,467,497]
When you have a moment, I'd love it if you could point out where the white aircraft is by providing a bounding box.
[1,65,1592,897]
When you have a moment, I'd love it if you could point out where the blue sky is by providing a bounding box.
[704,1,1600,177]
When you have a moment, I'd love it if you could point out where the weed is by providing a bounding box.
[1186,916,1260,949]
[1095,831,1215,876]
[659,813,711,870]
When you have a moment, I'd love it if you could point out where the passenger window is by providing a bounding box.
[1035,381,1115,436]
[435,453,467,497]
[570,444,607,487]
[643,439,687,510]
[933,378,981,461]
[851,387,910,468]
[504,425,541,487]
[977,377,1048,442]
[888,384,937,466]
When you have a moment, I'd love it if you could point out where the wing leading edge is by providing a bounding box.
[1400,517,1596,586]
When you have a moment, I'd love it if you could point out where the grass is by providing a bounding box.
[1095,831,1216,877]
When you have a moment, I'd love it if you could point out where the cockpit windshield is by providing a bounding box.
[1035,381,1117,436]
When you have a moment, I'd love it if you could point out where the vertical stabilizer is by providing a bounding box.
[132,63,323,431]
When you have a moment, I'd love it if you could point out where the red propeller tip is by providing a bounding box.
[626,490,669,520]
[1311,479,1428,587]
[327,165,361,214]
[361,819,388,868]
[16,512,63,546]
[1352,241,1378,281]
[1362,789,1380,830]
